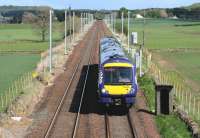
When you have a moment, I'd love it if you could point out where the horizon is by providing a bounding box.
[0,0,200,10]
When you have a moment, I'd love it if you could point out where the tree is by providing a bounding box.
[34,10,50,41]
[22,10,50,41]
[118,7,128,18]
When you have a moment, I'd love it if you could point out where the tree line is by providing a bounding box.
[117,6,200,20]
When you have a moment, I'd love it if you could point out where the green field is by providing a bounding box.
[118,19,199,136]
[0,23,63,52]
[117,19,200,49]
[0,23,64,95]
[154,51,200,87]
[0,54,40,93]
[118,19,200,89]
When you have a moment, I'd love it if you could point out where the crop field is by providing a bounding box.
[153,51,200,86]
[0,22,64,95]
[116,19,200,90]
[127,19,200,49]
[0,23,63,52]
[0,54,40,94]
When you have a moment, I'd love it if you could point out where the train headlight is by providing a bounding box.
[130,88,135,93]
[102,88,107,93]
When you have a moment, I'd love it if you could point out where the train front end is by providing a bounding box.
[98,59,138,107]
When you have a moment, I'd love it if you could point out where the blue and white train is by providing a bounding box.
[98,36,138,107]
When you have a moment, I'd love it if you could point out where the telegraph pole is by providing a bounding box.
[113,13,116,33]
[81,13,83,33]
[69,7,72,43]
[121,12,124,35]
[111,14,113,32]
[49,9,53,73]
[112,13,115,33]
[64,9,67,55]
[73,11,75,42]
[140,9,146,77]
[128,11,130,53]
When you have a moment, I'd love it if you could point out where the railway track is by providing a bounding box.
[71,22,105,138]
[27,21,159,138]
[71,27,97,138]
[105,110,138,138]
[101,22,139,138]
[127,111,139,138]
[44,23,98,138]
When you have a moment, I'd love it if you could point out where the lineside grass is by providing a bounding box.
[138,75,192,138]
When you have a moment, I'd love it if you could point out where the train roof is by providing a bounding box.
[100,36,129,64]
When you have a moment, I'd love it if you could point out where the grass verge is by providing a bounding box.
[138,74,192,138]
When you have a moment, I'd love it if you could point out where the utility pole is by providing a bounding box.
[73,11,75,42]
[64,9,67,55]
[113,13,116,33]
[81,13,83,33]
[128,11,130,53]
[49,9,53,73]
[84,13,86,30]
[112,13,114,33]
[140,9,146,77]
[69,7,72,43]
[110,14,112,27]
[111,13,113,32]
[85,13,87,25]
[121,12,124,35]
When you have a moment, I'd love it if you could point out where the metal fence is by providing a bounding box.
[143,49,200,122]
[0,72,33,112]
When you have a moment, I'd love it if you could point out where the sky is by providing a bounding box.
[0,0,200,10]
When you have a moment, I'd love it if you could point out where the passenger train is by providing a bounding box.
[98,36,138,107]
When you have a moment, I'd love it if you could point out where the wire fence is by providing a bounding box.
[143,49,200,122]
[0,15,94,113]
[0,72,33,112]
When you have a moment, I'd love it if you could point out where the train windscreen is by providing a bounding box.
[104,67,133,85]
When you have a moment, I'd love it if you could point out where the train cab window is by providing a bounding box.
[104,67,133,85]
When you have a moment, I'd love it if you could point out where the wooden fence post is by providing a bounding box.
[1,94,4,111]
[193,98,196,117]
[189,92,191,114]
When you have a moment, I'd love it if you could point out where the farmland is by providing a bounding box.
[127,19,200,49]
[117,19,200,90]
[0,54,40,93]
[0,23,64,95]
[153,50,200,89]
[0,23,63,52]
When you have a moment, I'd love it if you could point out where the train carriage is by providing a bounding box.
[98,36,138,107]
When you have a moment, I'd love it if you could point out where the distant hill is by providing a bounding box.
[0,5,51,23]
[0,5,50,13]
[183,3,200,10]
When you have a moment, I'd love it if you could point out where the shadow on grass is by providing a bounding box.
[174,23,200,27]
[19,38,63,43]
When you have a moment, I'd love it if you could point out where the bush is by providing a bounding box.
[115,21,128,36]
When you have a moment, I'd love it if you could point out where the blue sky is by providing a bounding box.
[0,0,200,9]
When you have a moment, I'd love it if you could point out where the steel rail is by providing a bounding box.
[44,59,82,138]
[127,111,139,138]
[44,25,94,138]
[72,24,98,138]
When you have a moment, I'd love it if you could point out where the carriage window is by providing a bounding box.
[104,67,133,84]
